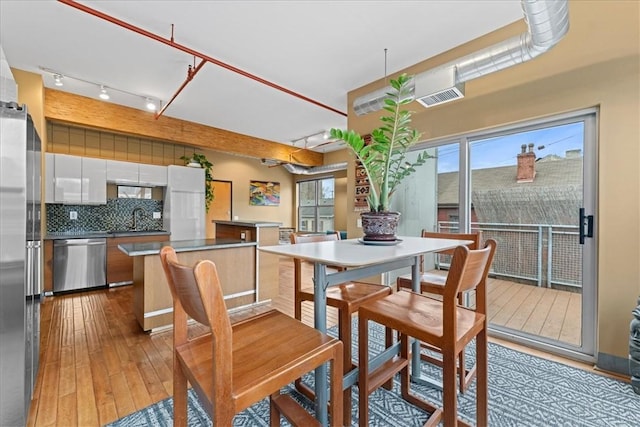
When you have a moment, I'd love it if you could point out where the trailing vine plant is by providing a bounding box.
[180,152,215,212]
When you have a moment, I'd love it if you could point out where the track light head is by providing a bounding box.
[53,74,64,87]
[99,85,110,100]
[145,98,157,111]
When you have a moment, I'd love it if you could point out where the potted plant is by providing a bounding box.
[330,73,431,241]
[180,152,215,212]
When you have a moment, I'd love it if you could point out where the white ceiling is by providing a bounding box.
[0,1,523,153]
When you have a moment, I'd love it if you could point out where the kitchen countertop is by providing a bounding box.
[118,238,257,256]
[45,230,171,240]
[214,220,282,227]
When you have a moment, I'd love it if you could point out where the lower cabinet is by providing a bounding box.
[107,235,169,285]
[43,240,53,293]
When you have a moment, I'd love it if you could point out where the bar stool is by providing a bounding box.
[396,230,482,392]
[160,246,344,426]
[359,239,497,426]
[290,232,392,426]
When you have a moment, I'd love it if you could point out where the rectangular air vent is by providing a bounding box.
[416,85,465,107]
[414,65,465,108]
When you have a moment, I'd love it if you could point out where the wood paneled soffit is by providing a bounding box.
[44,89,323,166]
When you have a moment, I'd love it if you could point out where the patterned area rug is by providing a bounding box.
[106,323,640,426]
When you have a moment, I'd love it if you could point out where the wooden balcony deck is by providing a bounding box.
[273,258,582,347]
[487,277,582,346]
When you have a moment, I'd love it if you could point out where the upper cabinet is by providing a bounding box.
[106,160,138,184]
[45,154,168,204]
[49,153,106,205]
[82,158,107,204]
[167,165,204,192]
[53,154,82,204]
[45,153,55,204]
[138,164,167,186]
[107,160,167,186]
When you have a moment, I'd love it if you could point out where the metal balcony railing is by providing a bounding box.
[438,222,582,289]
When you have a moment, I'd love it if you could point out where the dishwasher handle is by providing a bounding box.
[55,239,106,246]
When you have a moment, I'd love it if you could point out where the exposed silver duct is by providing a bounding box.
[282,162,348,175]
[353,0,569,116]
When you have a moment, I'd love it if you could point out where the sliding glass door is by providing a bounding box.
[392,110,597,360]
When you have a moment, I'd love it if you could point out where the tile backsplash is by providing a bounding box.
[46,198,163,233]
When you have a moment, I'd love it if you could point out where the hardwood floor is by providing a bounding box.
[27,258,626,426]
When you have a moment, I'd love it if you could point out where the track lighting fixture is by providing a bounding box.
[40,66,163,113]
[145,98,157,111]
[98,85,110,100]
[291,129,340,151]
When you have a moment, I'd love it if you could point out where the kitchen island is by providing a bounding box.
[214,220,281,302]
[119,238,258,331]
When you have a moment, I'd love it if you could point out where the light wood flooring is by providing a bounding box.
[27,258,625,426]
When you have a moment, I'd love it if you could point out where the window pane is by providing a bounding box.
[297,178,335,232]
[298,206,315,232]
[318,206,334,232]
[318,178,335,206]
[436,143,459,233]
[299,181,316,206]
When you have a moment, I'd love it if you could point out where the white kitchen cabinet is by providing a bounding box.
[49,154,106,205]
[81,157,107,204]
[106,160,138,184]
[164,165,205,240]
[53,154,82,204]
[166,165,204,192]
[107,160,167,186]
[44,153,55,204]
[138,164,167,186]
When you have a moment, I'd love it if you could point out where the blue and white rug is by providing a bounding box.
[107,323,640,426]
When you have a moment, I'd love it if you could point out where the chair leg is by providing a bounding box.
[476,328,488,426]
[399,333,411,399]
[269,393,281,427]
[358,315,370,427]
[382,326,394,390]
[329,342,344,427]
[339,309,353,427]
[458,351,466,392]
[294,300,315,401]
[442,346,458,426]
[173,355,188,427]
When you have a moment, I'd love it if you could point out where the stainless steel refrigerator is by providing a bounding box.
[0,101,42,426]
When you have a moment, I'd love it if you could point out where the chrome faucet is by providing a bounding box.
[132,207,146,231]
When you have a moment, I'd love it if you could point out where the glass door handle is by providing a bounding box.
[579,208,594,244]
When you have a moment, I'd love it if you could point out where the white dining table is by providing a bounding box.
[259,235,472,426]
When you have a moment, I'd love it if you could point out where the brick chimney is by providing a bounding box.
[517,143,536,183]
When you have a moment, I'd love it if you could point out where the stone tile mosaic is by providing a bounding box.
[46,199,164,233]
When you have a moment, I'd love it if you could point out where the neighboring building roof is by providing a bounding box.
[438,155,583,225]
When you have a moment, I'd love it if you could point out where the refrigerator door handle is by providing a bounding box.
[25,243,33,296]
[33,243,42,296]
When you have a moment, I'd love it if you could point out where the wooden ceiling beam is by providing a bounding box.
[44,88,323,166]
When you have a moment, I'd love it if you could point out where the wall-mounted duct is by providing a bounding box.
[353,0,569,116]
[282,162,347,175]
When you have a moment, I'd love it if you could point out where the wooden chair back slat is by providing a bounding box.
[290,232,341,244]
[418,230,481,273]
[443,240,497,309]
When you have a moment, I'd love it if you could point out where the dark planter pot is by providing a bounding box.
[361,211,401,241]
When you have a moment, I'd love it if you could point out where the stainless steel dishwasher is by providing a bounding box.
[53,238,107,293]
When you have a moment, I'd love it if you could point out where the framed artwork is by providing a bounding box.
[249,180,280,206]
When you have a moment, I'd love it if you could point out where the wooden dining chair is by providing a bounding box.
[358,239,497,427]
[159,246,344,426]
[290,232,392,426]
[396,230,481,392]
